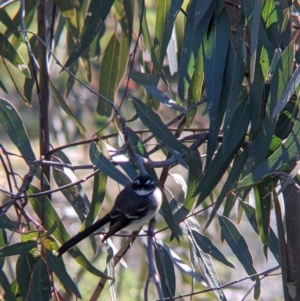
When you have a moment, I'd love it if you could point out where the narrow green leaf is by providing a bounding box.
[260,45,270,82]
[158,241,206,283]
[254,279,261,300]
[0,270,17,301]
[102,140,137,180]
[203,7,231,165]
[261,0,280,46]
[249,0,263,83]
[130,72,157,86]
[53,167,88,220]
[0,229,7,247]
[0,241,36,257]
[55,0,77,18]
[28,186,108,278]
[187,45,204,127]
[89,142,130,187]
[195,101,251,205]
[28,258,51,301]
[50,82,86,135]
[54,150,91,210]
[65,0,114,68]
[132,96,191,157]
[115,30,129,89]
[249,40,264,136]
[24,0,37,28]
[253,182,271,257]
[165,0,183,29]
[193,0,213,28]
[114,0,133,47]
[188,226,227,300]
[249,41,294,167]
[272,60,300,118]
[192,231,234,268]
[65,44,79,97]
[243,203,280,263]
[155,241,176,298]
[154,0,172,67]
[81,46,92,83]
[97,33,121,116]
[0,34,30,78]
[46,251,81,298]
[160,197,181,243]
[0,80,8,93]
[0,215,24,230]
[236,109,300,189]
[106,248,117,301]
[85,171,107,254]
[223,194,235,218]
[219,215,258,281]
[184,156,202,210]
[178,0,214,102]
[143,85,185,113]
[205,149,249,228]
[222,42,245,148]
[0,98,36,167]
[16,253,35,301]
[0,10,19,33]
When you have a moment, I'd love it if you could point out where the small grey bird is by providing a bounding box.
[57,174,162,256]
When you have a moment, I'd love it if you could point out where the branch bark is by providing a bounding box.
[283,184,300,300]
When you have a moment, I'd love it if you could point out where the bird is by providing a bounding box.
[57,174,162,256]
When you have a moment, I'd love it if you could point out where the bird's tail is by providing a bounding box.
[57,214,110,256]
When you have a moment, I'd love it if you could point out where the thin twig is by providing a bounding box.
[157,266,281,301]
[89,232,140,301]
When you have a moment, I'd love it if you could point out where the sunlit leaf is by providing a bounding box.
[154,0,172,67]
[97,34,121,117]
[0,34,30,78]
[0,270,16,301]
[55,0,77,18]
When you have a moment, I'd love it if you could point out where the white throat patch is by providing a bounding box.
[135,188,152,196]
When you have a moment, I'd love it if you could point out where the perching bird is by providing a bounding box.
[57,174,162,256]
